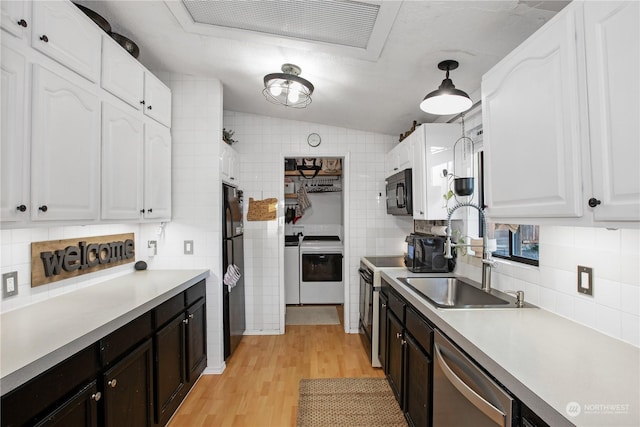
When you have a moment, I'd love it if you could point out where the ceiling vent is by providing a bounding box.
[165,0,402,61]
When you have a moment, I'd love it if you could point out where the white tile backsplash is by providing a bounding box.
[459,224,640,347]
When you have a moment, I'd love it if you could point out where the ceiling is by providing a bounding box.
[76,0,569,136]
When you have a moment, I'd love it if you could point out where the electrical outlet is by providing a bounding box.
[148,240,157,256]
[577,265,593,296]
[3,271,18,298]
[184,240,194,255]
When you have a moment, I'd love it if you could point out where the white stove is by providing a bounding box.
[299,236,344,304]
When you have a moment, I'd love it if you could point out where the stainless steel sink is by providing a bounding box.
[397,277,527,309]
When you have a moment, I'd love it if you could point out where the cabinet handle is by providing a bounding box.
[140,100,145,105]
[16,205,27,212]
[147,105,152,110]
[108,379,117,388]
[396,332,402,339]
[39,35,48,43]
[147,208,153,213]
[140,209,145,214]
[183,318,189,325]
[588,198,602,208]
[17,19,27,28]
[38,205,48,212]
[91,392,102,401]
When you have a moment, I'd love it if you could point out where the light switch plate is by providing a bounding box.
[3,271,18,298]
[577,265,593,296]
[184,240,194,255]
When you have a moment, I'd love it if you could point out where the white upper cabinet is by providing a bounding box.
[482,5,584,220]
[143,72,172,127]
[101,103,144,220]
[220,142,240,186]
[31,1,101,83]
[0,44,29,223]
[144,121,172,220]
[102,37,145,110]
[31,65,101,221]
[385,138,412,178]
[583,1,640,222]
[1,0,30,41]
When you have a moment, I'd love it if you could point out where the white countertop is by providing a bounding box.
[381,269,640,427]
[0,269,209,395]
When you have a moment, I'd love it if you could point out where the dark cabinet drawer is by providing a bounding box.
[405,307,433,356]
[101,311,153,366]
[185,280,206,307]
[153,293,185,328]
[388,289,405,323]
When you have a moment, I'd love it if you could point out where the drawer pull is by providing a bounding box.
[40,35,48,43]
[108,379,117,388]
[17,19,28,28]
[396,332,402,339]
[91,392,102,401]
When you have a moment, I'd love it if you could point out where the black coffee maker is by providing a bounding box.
[404,233,455,273]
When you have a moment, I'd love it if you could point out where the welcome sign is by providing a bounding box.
[31,233,135,287]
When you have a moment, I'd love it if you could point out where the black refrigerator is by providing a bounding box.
[222,183,245,360]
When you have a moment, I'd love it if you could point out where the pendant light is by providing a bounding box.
[419,60,472,115]
[263,63,314,108]
[452,116,475,196]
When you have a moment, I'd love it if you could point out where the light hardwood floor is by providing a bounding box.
[168,306,383,427]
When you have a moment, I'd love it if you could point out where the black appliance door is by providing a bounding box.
[301,254,343,282]
[223,236,245,360]
[385,169,412,215]
[223,184,243,239]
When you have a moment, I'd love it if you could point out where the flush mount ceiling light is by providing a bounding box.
[263,64,314,108]
[420,60,473,115]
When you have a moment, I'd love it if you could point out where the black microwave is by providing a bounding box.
[404,234,455,273]
[386,169,412,216]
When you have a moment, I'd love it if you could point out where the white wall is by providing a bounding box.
[456,226,640,347]
[224,111,413,334]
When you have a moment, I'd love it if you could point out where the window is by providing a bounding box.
[490,224,539,266]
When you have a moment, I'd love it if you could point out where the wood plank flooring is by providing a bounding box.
[169,306,383,427]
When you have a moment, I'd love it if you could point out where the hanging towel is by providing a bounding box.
[224,264,241,289]
[297,182,311,214]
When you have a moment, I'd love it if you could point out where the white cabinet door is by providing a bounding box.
[384,148,399,178]
[584,1,640,222]
[144,121,171,220]
[31,1,101,83]
[31,65,100,221]
[425,124,461,220]
[102,37,144,110]
[1,0,30,40]
[385,138,412,178]
[411,131,426,218]
[143,72,172,127]
[0,44,29,223]
[482,6,584,219]
[221,142,240,185]
[102,103,144,220]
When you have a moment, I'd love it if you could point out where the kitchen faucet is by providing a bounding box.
[444,201,497,292]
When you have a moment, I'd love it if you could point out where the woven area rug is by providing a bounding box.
[297,378,407,427]
[286,306,340,325]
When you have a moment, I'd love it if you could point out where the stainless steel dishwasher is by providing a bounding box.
[433,330,516,427]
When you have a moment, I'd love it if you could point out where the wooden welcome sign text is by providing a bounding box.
[31,233,135,287]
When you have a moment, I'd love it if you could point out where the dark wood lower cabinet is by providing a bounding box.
[387,311,404,404]
[1,280,207,427]
[103,339,154,427]
[34,381,99,427]
[378,292,389,372]
[155,315,187,426]
[404,333,431,427]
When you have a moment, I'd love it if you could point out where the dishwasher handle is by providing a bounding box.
[434,342,507,427]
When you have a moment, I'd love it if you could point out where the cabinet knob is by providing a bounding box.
[108,379,117,388]
[183,319,189,325]
[140,100,145,105]
[188,313,194,319]
[140,209,145,214]
[38,205,48,212]
[396,332,402,339]
[17,19,27,28]
[16,205,27,212]
[147,105,152,110]
[588,198,602,208]
[39,35,48,43]
[394,167,398,171]
[91,392,102,401]
[381,303,387,308]
[401,339,407,346]
[147,208,153,213]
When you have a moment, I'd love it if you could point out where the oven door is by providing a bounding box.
[300,252,344,304]
[358,265,373,348]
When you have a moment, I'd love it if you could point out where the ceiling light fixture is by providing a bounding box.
[419,60,472,115]
[263,63,314,108]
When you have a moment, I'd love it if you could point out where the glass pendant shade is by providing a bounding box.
[420,60,472,115]
[453,127,475,197]
[263,63,314,108]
